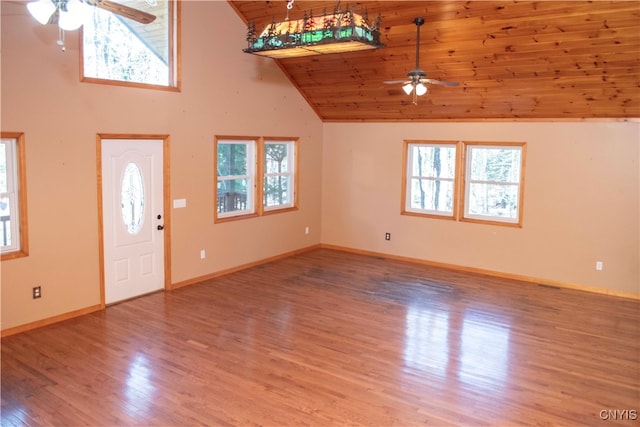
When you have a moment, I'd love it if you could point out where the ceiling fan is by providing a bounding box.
[384,17,459,105]
[27,0,156,30]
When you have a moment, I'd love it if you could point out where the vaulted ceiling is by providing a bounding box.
[229,1,640,122]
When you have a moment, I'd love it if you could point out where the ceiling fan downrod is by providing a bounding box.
[413,17,424,74]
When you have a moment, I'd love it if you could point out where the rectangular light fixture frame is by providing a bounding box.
[244,8,384,59]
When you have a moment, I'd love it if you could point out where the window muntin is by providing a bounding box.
[0,133,28,259]
[216,139,256,219]
[264,140,295,211]
[403,141,458,218]
[82,0,179,90]
[463,143,525,225]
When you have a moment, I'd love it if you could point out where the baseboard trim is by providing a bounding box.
[1,304,104,338]
[5,242,633,337]
[169,244,322,290]
[2,245,321,337]
[320,244,640,300]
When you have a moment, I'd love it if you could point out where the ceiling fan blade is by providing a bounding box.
[422,78,459,87]
[89,0,156,24]
[383,17,459,102]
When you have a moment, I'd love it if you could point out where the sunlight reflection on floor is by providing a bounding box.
[125,352,156,417]
[403,304,511,391]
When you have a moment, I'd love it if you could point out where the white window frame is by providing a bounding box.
[263,139,297,213]
[402,140,459,219]
[0,132,28,259]
[215,138,256,221]
[81,0,181,91]
[462,142,526,226]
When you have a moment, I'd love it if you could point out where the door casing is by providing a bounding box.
[97,134,171,306]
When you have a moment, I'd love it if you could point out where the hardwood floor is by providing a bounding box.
[2,249,639,426]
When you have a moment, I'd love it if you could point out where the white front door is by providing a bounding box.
[101,138,165,304]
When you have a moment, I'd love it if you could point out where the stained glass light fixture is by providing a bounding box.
[244,4,384,59]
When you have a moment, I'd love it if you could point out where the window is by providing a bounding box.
[0,132,28,259]
[403,141,459,219]
[263,139,296,211]
[81,0,180,90]
[216,139,256,219]
[215,136,298,222]
[402,140,526,227]
[462,142,525,225]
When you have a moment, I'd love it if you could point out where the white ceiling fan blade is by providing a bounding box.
[421,78,459,87]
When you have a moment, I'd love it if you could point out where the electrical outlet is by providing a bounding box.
[200,249,206,260]
[33,286,41,299]
[305,226,309,235]
[385,232,391,241]
[595,261,603,271]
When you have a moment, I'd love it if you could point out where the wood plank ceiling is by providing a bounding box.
[229,1,640,122]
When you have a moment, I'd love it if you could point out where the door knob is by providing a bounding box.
[157,225,164,230]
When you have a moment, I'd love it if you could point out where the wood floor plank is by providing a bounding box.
[2,249,638,425]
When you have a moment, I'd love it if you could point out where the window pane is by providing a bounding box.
[0,196,12,247]
[0,134,25,257]
[409,179,454,213]
[469,147,521,183]
[468,183,519,219]
[263,141,295,211]
[218,144,248,176]
[411,146,456,179]
[0,143,7,193]
[265,144,289,173]
[83,1,172,86]
[217,180,248,214]
[464,143,524,225]
[405,143,457,217]
[264,176,291,207]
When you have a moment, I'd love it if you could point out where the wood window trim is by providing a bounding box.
[214,136,299,224]
[80,0,181,92]
[401,139,526,228]
[214,136,258,223]
[262,137,299,216]
[1,132,29,261]
[460,141,527,228]
[401,140,461,221]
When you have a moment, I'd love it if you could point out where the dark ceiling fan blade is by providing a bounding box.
[88,0,156,24]
[384,80,410,85]
[422,78,459,87]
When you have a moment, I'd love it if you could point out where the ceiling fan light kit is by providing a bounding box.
[27,0,89,30]
[27,0,157,50]
[27,0,57,24]
[59,0,90,30]
[243,3,384,59]
[384,17,459,105]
